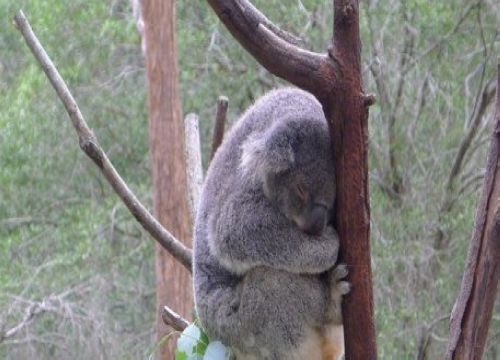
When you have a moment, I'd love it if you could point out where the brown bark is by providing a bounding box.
[206,1,376,358]
[445,62,500,360]
[325,2,376,358]
[141,0,193,358]
[206,0,335,100]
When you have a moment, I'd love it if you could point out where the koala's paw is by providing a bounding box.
[330,264,351,297]
[332,264,348,281]
[336,281,351,295]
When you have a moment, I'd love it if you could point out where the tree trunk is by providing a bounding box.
[445,61,500,360]
[141,0,193,358]
[325,2,376,358]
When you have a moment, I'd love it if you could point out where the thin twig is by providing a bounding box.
[210,96,228,160]
[161,306,189,332]
[13,10,192,271]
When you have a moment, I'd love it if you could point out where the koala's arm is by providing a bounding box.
[208,195,339,274]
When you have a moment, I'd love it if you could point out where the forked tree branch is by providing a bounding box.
[445,60,500,360]
[13,10,192,271]
[206,0,336,99]
[0,300,47,343]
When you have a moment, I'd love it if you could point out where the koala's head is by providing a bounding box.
[241,117,335,236]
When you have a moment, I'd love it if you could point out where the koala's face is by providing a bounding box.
[264,151,335,236]
[241,118,336,236]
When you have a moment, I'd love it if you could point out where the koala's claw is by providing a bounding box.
[332,264,348,280]
[338,281,351,295]
[330,265,350,298]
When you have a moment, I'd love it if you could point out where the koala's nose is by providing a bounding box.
[303,205,327,236]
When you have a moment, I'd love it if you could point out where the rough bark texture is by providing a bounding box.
[141,0,193,358]
[445,62,500,360]
[206,0,376,358]
[325,2,377,359]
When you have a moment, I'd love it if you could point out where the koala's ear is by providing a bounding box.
[240,125,295,180]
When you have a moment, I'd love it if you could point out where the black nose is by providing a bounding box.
[303,205,327,236]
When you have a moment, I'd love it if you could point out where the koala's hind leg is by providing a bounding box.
[236,268,327,360]
[326,264,350,323]
[320,325,344,360]
[321,264,350,360]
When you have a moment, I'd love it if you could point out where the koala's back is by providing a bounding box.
[193,88,331,358]
[193,87,326,278]
[206,87,325,194]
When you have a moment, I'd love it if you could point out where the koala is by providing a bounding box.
[193,88,349,360]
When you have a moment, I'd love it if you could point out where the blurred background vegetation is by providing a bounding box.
[0,0,499,359]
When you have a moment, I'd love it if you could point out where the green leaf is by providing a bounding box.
[175,350,188,360]
[195,329,210,355]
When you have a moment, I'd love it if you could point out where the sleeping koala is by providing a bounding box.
[193,88,349,360]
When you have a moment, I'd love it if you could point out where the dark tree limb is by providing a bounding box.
[13,10,192,271]
[206,1,376,358]
[325,2,377,358]
[445,61,500,360]
[210,96,228,160]
[206,0,337,99]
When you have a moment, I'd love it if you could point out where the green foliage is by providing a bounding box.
[0,0,499,358]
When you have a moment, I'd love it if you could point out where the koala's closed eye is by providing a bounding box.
[294,183,307,202]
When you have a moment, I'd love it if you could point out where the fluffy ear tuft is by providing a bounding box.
[240,125,295,181]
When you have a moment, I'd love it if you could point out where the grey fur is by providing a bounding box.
[193,88,346,359]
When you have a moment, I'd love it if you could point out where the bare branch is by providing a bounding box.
[446,78,496,194]
[1,302,45,342]
[184,113,204,224]
[0,286,87,344]
[445,2,494,192]
[131,0,146,56]
[161,306,189,332]
[417,315,449,360]
[236,0,304,46]
[206,0,335,98]
[13,10,192,271]
[210,96,228,160]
